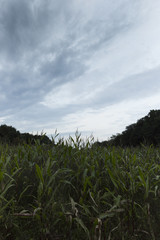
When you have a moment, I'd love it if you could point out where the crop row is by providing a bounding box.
[0,136,160,239]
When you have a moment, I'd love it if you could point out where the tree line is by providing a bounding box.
[2,109,160,147]
[97,110,160,147]
[0,124,51,145]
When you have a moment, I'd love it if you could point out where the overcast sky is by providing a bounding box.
[0,0,160,141]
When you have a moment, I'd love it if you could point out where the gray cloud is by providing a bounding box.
[39,49,87,82]
[0,0,37,59]
[0,0,159,139]
[0,0,136,111]
[93,67,160,107]
[0,0,72,60]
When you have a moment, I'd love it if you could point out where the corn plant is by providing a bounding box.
[0,137,160,239]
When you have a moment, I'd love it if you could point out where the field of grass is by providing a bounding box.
[1,134,160,239]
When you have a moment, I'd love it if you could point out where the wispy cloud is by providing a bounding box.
[0,0,160,139]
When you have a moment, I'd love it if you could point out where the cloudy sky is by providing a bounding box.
[0,0,160,141]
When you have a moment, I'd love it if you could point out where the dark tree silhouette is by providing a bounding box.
[0,124,51,145]
[99,110,160,147]
[0,124,20,144]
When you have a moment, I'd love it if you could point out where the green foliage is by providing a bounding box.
[0,124,20,144]
[0,124,51,145]
[101,109,160,147]
[0,136,160,239]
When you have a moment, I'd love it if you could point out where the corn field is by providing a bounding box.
[1,134,160,239]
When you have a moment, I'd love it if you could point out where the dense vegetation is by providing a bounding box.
[1,110,160,239]
[1,134,160,239]
[0,124,51,145]
[1,109,160,147]
[99,110,160,147]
